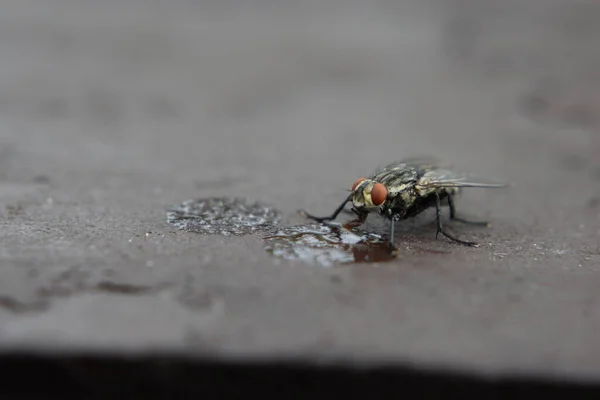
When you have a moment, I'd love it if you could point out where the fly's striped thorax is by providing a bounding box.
[371,165,419,198]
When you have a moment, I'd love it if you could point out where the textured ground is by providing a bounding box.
[1,0,600,387]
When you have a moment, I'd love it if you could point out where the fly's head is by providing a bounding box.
[350,177,388,216]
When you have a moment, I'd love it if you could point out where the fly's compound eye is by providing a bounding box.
[351,177,366,192]
[371,183,387,206]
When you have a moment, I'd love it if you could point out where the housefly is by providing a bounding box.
[300,158,507,249]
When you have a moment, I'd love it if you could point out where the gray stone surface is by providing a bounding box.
[1,0,600,381]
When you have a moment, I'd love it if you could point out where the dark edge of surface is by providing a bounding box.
[0,352,599,398]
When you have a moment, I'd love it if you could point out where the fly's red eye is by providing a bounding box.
[351,177,366,192]
[371,183,387,206]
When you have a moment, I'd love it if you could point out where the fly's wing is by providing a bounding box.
[416,168,508,189]
[369,155,443,177]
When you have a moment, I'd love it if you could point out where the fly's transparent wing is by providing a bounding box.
[370,155,442,176]
[418,168,508,189]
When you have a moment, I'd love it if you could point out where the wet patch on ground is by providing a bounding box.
[166,197,281,235]
[166,197,402,267]
[263,223,397,267]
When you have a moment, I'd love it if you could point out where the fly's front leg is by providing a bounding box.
[436,193,479,247]
[448,195,489,227]
[384,209,399,250]
[299,194,352,223]
[388,218,396,249]
[342,208,368,229]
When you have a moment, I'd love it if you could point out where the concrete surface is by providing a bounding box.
[1,0,600,383]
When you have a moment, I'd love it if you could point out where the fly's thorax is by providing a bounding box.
[351,179,387,211]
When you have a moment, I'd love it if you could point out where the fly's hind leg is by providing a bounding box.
[447,195,489,227]
[436,193,479,247]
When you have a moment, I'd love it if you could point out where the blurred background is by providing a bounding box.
[2,0,599,215]
[2,0,600,197]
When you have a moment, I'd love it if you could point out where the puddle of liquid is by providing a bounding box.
[166,197,397,267]
[263,223,397,267]
[167,197,281,235]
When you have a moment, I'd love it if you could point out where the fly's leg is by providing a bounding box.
[436,193,479,247]
[342,210,368,230]
[447,195,489,227]
[388,218,397,249]
[299,194,352,223]
[383,209,398,250]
